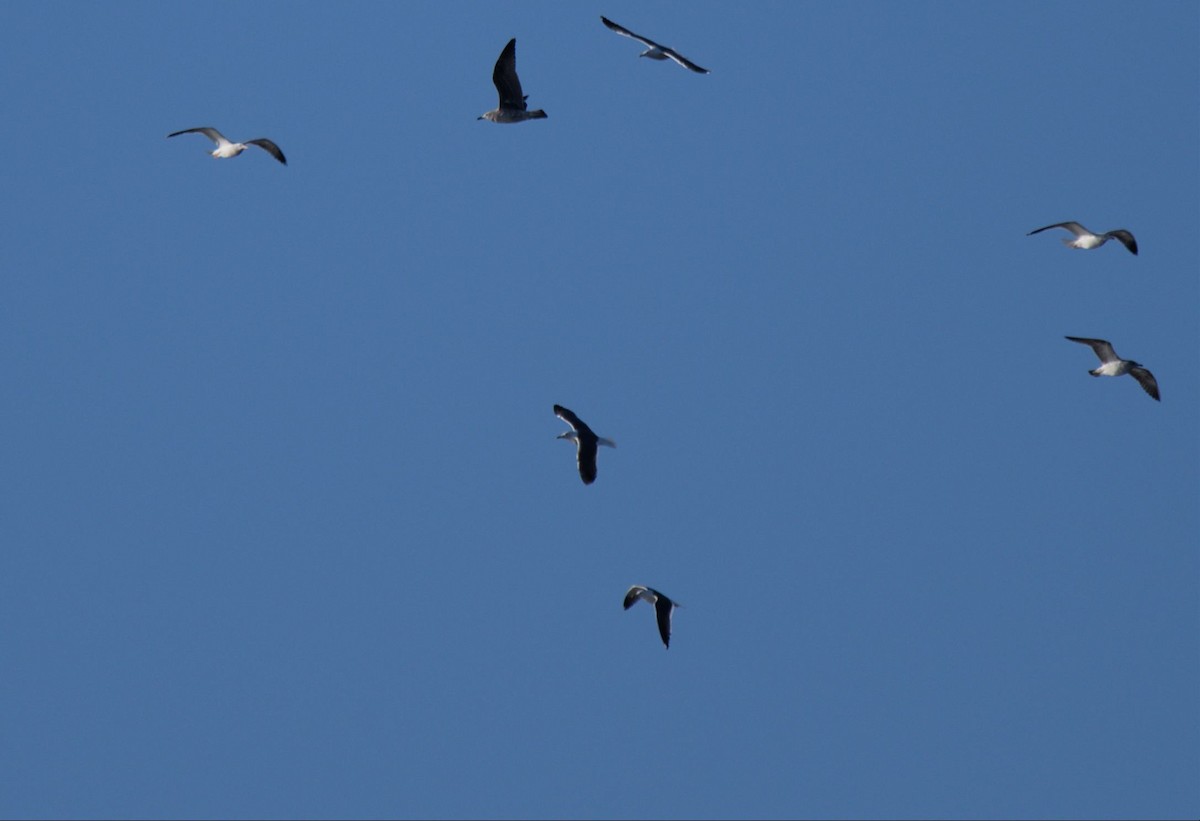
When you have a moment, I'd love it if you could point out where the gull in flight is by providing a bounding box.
[1027,221,1137,255]
[553,405,615,485]
[624,586,680,649]
[1065,337,1160,401]
[600,16,710,74]
[167,127,287,165]
[478,39,547,123]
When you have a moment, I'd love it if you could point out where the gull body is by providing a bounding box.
[1065,336,1160,401]
[1027,221,1137,255]
[553,404,615,485]
[478,39,547,123]
[624,585,679,649]
[167,127,287,165]
[600,16,710,73]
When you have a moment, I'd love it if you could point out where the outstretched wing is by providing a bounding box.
[167,126,229,146]
[246,138,287,165]
[654,597,674,648]
[1027,221,1087,238]
[576,439,598,485]
[1105,229,1138,256]
[1130,366,1160,401]
[661,46,709,73]
[1065,336,1117,364]
[492,38,527,111]
[600,16,661,50]
[623,586,647,610]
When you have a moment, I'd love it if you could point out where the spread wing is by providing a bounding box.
[167,126,229,146]
[1028,221,1087,238]
[245,138,287,165]
[1065,336,1117,364]
[661,47,709,73]
[654,597,674,648]
[576,439,598,485]
[553,404,590,435]
[600,16,661,50]
[1105,229,1138,256]
[492,38,527,111]
[1130,366,1160,401]
[623,586,647,610]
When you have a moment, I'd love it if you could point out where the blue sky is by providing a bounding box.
[1,2,1197,819]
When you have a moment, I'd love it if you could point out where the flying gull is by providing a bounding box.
[478,39,547,123]
[624,585,679,649]
[167,127,287,165]
[1065,336,1160,401]
[1027,221,1137,255]
[600,16,710,74]
[553,404,615,485]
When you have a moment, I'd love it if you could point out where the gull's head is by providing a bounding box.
[557,431,578,443]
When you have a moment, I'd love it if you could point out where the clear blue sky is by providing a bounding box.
[1,2,1196,819]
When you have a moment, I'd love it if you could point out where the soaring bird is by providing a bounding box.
[1065,336,1160,401]
[553,405,615,485]
[478,39,547,123]
[1027,221,1137,255]
[623,585,679,649]
[600,16,710,74]
[167,127,287,165]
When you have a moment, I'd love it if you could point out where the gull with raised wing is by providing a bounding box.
[167,127,287,165]
[624,586,679,649]
[478,38,547,123]
[553,404,615,485]
[1065,336,1160,401]
[1027,221,1137,255]
[600,16,709,74]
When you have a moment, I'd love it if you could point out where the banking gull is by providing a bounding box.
[478,39,547,123]
[624,586,679,649]
[600,16,710,74]
[553,405,615,485]
[1027,222,1137,255]
[1065,336,1159,401]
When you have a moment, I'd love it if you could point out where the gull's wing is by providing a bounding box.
[660,46,709,73]
[245,138,287,165]
[1027,221,1088,238]
[167,127,231,147]
[600,16,661,50]
[654,596,674,648]
[1130,366,1160,401]
[624,586,648,610]
[1105,229,1138,256]
[1065,336,1118,364]
[576,438,599,485]
[553,404,590,435]
[492,38,527,111]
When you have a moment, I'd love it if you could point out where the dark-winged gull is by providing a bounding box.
[624,585,679,649]
[600,16,709,74]
[167,127,287,165]
[1027,222,1137,255]
[1065,336,1160,401]
[478,39,547,123]
[553,405,615,485]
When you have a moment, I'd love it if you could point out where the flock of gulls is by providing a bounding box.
[165,15,1161,650]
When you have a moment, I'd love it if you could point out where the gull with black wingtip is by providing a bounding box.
[1065,336,1160,401]
[1027,221,1137,255]
[553,405,615,485]
[167,127,287,165]
[600,16,710,74]
[624,586,680,649]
